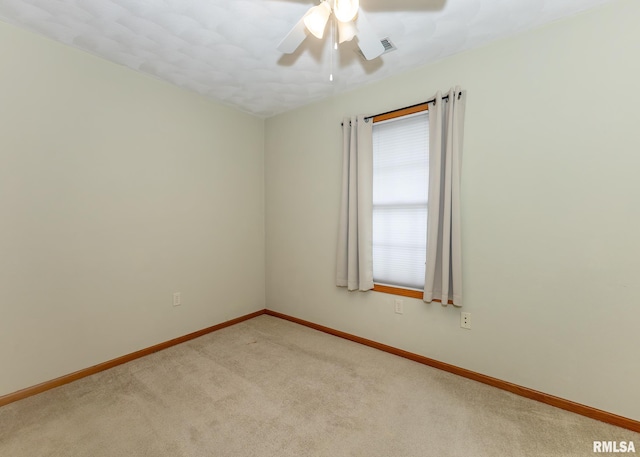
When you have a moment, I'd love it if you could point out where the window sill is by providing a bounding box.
[373,284,453,305]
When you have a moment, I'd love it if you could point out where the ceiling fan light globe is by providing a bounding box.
[338,20,357,43]
[304,2,332,39]
[333,0,359,23]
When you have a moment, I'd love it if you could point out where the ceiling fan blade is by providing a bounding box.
[354,12,385,60]
[360,0,446,11]
[277,17,309,54]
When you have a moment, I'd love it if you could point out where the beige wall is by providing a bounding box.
[265,0,640,421]
[0,22,265,396]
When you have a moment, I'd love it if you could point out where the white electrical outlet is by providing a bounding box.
[460,312,471,329]
[394,298,404,315]
[173,292,181,307]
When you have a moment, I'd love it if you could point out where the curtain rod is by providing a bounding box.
[364,96,448,121]
[341,91,461,126]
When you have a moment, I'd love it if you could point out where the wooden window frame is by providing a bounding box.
[372,284,453,305]
[371,102,453,305]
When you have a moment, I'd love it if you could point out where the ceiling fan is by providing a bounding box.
[277,0,386,61]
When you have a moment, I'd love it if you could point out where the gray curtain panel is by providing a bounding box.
[336,115,374,291]
[423,87,466,306]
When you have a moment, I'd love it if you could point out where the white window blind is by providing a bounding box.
[372,111,429,290]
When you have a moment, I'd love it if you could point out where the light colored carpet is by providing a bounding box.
[1,315,637,456]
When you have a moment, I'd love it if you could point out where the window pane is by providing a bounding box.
[372,111,429,290]
[373,205,427,289]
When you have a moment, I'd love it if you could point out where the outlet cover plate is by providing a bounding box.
[461,312,471,329]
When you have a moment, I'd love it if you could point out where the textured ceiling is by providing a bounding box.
[0,0,615,117]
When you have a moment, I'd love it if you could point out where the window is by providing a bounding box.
[372,107,429,298]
